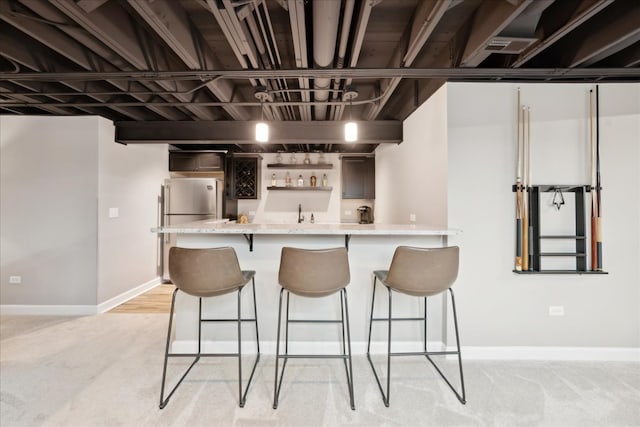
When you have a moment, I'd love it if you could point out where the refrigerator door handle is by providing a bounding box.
[164,184,171,244]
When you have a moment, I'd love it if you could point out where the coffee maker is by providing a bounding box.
[357,206,373,224]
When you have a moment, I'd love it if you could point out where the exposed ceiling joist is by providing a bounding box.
[1,0,637,152]
[21,0,186,121]
[460,0,534,67]
[567,4,640,67]
[365,0,451,120]
[3,67,639,81]
[0,1,153,120]
[127,0,249,120]
[512,0,613,67]
[43,0,217,120]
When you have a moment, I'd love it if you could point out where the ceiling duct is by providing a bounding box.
[312,0,341,121]
[486,36,537,53]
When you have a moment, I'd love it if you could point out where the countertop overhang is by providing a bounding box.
[152,220,460,236]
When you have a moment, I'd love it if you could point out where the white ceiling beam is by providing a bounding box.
[128,0,249,120]
[460,0,533,67]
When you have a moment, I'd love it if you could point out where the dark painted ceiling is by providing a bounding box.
[1,0,639,153]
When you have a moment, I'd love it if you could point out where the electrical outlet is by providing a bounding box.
[108,207,119,218]
[548,306,565,316]
[344,210,352,216]
[9,276,22,284]
[409,214,416,222]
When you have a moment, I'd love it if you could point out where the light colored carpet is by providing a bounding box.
[1,314,639,427]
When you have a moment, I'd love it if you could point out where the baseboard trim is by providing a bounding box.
[459,346,640,362]
[0,304,96,316]
[169,341,639,362]
[97,277,162,313]
[0,277,162,316]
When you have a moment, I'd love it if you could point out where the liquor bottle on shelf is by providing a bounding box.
[271,173,277,186]
[310,172,317,187]
[285,171,292,186]
[297,174,304,186]
[322,173,328,187]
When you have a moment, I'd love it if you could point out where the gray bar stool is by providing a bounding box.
[159,247,260,409]
[273,247,355,410]
[367,246,466,406]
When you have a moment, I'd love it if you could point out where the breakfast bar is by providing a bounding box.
[153,220,461,354]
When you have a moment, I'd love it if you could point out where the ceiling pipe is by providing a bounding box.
[286,0,311,120]
[335,0,374,120]
[329,0,355,120]
[312,0,341,120]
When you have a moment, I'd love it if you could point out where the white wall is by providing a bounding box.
[1,116,168,312]
[447,82,640,348]
[375,84,448,226]
[1,116,99,306]
[97,118,168,304]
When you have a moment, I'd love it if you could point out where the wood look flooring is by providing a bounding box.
[108,284,175,314]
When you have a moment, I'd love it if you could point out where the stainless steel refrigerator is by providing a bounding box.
[161,178,223,281]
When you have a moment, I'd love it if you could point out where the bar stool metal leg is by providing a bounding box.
[341,288,356,410]
[366,278,392,407]
[367,285,466,406]
[423,288,466,404]
[238,278,261,408]
[159,289,200,409]
[273,288,287,409]
[160,282,261,409]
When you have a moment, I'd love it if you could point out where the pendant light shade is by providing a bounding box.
[255,86,270,143]
[256,121,269,142]
[343,86,358,142]
[344,121,357,142]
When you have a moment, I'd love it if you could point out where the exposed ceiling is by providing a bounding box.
[1,0,639,153]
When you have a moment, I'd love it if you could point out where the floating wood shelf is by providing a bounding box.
[513,270,608,275]
[267,163,333,169]
[267,186,333,191]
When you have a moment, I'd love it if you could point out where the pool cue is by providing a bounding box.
[595,86,603,270]
[522,105,529,271]
[527,107,534,270]
[589,89,596,270]
[515,89,523,271]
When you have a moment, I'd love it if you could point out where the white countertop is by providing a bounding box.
[152,220,460,236]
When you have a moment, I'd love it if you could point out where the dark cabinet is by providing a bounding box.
[227,155,262,199]
[169,151,223,171]
[341,156,375,199]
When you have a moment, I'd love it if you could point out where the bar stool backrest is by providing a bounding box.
[385,246,459,297]
[169,247,247,297]
[278,247,350,297]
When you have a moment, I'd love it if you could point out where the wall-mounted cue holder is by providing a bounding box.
[512,184,607,275]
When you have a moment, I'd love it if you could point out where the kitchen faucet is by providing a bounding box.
[298,204,305,223]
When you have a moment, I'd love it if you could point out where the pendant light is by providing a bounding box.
[255,86,269,143]
[343,86,358,142]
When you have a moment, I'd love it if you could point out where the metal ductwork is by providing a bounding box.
[312,0,341,120]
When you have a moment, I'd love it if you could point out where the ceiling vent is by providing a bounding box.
[486,36,538,54]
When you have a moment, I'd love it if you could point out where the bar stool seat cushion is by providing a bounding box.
[377,246,459,297]
[278,247,350,297]
[169,247,254,297]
